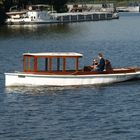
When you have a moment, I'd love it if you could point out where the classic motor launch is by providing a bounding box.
[5,52,140,86]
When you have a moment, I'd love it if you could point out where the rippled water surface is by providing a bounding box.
[0,13,140,140]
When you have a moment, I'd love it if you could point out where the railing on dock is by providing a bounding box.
[53,12,118,23]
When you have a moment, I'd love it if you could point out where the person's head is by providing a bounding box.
[105,59,110,64]
[93,59,98,65]
[98,53,103,59]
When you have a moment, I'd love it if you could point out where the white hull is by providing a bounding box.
[6,11,57,25]
[117,6,139,12]
[127,6,139,12]
[6,10,119,25]
[5,72,139,87]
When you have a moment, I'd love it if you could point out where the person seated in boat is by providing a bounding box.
[83,59,98,71]
[90,59,98,71]
[105,59,112,71]
[95,53,105,72]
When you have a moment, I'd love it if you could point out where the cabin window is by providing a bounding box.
[24,57,34,72]
[33,57,77,72]
[62,58,78,71]
[23,55,81,72]
[52,58,59,71]
[37,58,46,72]
[37,58,57,72]
[45,58,62,72]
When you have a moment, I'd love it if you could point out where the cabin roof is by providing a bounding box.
[6,11,27,15]
[31,4,49,7]
[23,52,83,57]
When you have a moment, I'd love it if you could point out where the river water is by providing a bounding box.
[0,13,140,140]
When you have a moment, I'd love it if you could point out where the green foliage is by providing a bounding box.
[0,5,6,24]
[48,0,68,12]
[1,0,69,12]
[1,0,140,12]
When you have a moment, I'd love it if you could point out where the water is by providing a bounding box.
[0,12,140,140]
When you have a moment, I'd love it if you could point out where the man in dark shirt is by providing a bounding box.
[96,53,105,71]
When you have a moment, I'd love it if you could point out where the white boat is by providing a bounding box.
[5,52,140,87]
[6,4,119,25]
[6,5,57,24]
[127,6,139,12]
[117,5,139,12]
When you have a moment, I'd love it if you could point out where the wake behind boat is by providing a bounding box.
[5,52,140,86]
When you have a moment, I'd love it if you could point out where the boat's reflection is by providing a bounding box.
[5,86,80,95]
[4,83,114,95]
[4,84,107,94]
[0,23,78,39]
[5,23,72,32]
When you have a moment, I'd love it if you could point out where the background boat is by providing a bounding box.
[6,4,119,25]
[117,3,140,12]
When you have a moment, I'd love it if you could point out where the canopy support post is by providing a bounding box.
[34,57,37,72]
[49,58,52,71]
[45,58,48,71]
[75,57,79,71]
[23,56,26,72]
[57,58,60,71]
[63,58,66,72]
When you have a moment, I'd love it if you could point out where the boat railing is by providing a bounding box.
[21,68,136,75]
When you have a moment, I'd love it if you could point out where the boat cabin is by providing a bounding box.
[28,4,50,11]
[22,52,137,75]
[23,52,83,74]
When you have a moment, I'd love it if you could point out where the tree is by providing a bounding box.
[48,0,68,12]
[0,4,6,24]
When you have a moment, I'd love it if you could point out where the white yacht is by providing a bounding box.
[117,3,140,12]
[6,5,57,24]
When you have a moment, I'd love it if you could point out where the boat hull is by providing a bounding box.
[6,11,119,25]
[5,72,139,86]
[117,6,139,12]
